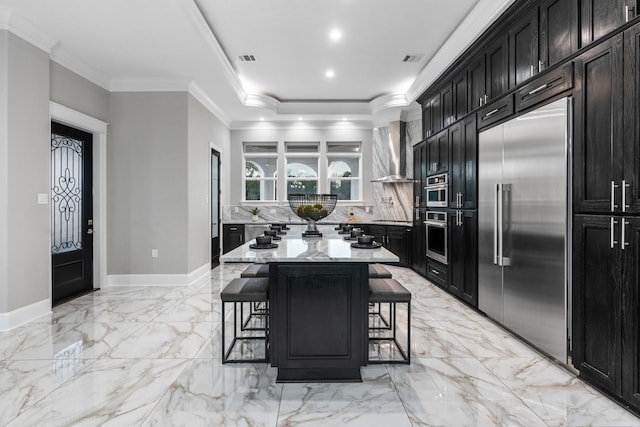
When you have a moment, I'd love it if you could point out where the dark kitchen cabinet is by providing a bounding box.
[222,224,245,254]
[573,33,624,213]
[509,9,539,87]
[448,210,477,307]
[412,209,427,276]
[422,92,442,138]
[426,258,447,289]
[467,55,486,111]
[539,0,578,69]
[413,139,428,207]
[623,22,640,213]
[573,214,622,395]
[453,70,468,120]
[449,115,477,209]
[441,82,455,128]
[364,224,411,267]
[485,35,510,102]
[515,62,574,112]
[427,128,449,176]
[622,217,640,411]
[580,0,638,47]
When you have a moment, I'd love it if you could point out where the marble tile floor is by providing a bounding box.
[2,264,640,426]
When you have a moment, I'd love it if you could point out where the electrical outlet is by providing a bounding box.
[234,207,239,213]
[151,249,158,258]
[365,206,370,213]
[270,209,276,214]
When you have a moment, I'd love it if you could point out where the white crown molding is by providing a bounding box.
[189,82,231,127]
[230,119,374,131]
[50,48,111,90]
[0,6,57,54]
[170,0,246,100]
[109,78,191,92]
[406,0,516,103]
[369,93,412,114]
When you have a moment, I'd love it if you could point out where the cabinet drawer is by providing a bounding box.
[477,94,514,129]
[516,62,574,112]
[426,259,448,288]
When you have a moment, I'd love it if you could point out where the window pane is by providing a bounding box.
[327,157,359,178]
[245,156,277,178]
[243,142,277,153]
[327,142,361,153]
[287,180,318,195]
[285,142,319,153]
[287,158,318,178]
[330,179,360,200]
[246,179,277,201]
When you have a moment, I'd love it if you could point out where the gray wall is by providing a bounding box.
[187,94,230,272]
[108,92,189,275]
[49,61,110,122]
[0,31,51,312]
[229,127,373,205]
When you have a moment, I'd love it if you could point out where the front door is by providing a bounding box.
[211,149,221,267]
[51,122,94,305]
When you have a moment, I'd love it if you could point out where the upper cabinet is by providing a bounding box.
[422,92,441,139]
[581,0,638,46]
[485,35,510,103]
[509,9,539,87]
[574,33,624,214]
[467,55,486,111]
[453,70,468,121]
[539,0,579,69]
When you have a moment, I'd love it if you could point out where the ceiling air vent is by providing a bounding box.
[402,54,424,63]
[239,54,257,62]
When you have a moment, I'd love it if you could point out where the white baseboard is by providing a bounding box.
[0,299,51,331]
[106,262,211,287]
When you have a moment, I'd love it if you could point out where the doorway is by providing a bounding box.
[51,122,94,305]
[211,148,221,267]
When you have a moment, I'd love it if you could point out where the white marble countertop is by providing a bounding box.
[220,224,400,263]
[226,220,413,227]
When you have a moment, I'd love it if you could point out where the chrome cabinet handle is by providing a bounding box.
[528,83,549,96]
[431,269,440,275]
[611,217,618,249]
[539,60,545,72]
[485,108,500,118]
[87,229,94,235]
[623,180,630,212]
[626,5,635,22]
[622,219,630,250]
[479,96,484,107]
[612,181,619,212]
[530,64,535,76]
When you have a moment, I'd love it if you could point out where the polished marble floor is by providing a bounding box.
[2,264,640,426]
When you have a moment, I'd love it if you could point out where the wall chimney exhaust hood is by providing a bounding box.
[372,120,413,183]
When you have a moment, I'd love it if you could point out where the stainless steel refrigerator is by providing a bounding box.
[478,97,570,363]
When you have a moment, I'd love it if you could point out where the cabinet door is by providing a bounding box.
[222,224,245,254]
[441,82,454,128]
[422,102,432,139]
[412,211,427,275]
[573,215,621,395]
[449,122,464,208]
[624,22,640,213]
[509,10,539,87]
[448,210,478,307]
[539,0,578,69]
[428,129,449,175]
[453,69,468,120]
[581,0,637,46]
[485,35,509,101]
[387,226,411,266]
[426,135,438,176]
[468,55,486,111]
[368,225,386,247]
[574,34,624,213]
[432,93,443,134]
[413,141,426,207]
[449,118,477,210]
[622,217,640,410]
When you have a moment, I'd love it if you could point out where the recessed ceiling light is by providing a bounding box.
[259,117,265,121]
[325,69,335,78]
[329,28,342,41]
[342,117,347,121]
[298,117,303,121]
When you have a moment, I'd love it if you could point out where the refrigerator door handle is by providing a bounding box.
[495,183,503,266]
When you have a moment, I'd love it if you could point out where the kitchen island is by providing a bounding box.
[220,224,399,382]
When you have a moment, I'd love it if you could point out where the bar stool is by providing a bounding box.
[221,277,269,363]
[240,263,270,329]
[368,278,411,364]
[368,264,393,329]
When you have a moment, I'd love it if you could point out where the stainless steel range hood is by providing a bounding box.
[372,120,413,183]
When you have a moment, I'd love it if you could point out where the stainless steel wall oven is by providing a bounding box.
[425,173,448,207]
[425,211,447,264]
